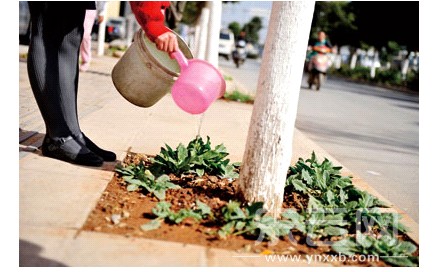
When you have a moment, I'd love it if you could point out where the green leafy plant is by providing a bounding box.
[303,209,349,239]
[153,200,212,223]
[348,207,408,235]
[286,152,358,210]
[223,90,254,103]
[149,136,239,179]
[218,201,259,239]
[223,75,233,81]
[115,163,180,200]
[332,232,418,267]
[117,150,418,267]
[149,143,192,175]
[284,152,417,266]
[286,152,388,212]
[218,201,306,242]
[141,200,213,231]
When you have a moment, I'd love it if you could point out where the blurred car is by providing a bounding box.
[219,29,235,60]
[105,17,127,42]
[92,16,127,42]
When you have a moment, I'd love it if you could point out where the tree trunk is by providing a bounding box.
[97,3,108,56]
[401,58,410,80]
[205,1,222,68]
[239,1,315,218]
[350,52,357,69]
[334,54,342,69]
[370,50,378,79]
[195,7,209,60]
[193,24,201,53]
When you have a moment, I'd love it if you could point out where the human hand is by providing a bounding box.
[154,32,179,53]
[97,15,104,24]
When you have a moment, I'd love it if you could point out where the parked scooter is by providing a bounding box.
[232,40,247,68]
[307,45,331,91]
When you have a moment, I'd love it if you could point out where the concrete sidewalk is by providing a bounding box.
[19,49,418,267]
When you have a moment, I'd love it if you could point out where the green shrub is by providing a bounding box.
[376,68,403,86]
[329,64,352,77]
[223,90,254,103]
[350,66,371,81]
[329,63,418,92]
[338,64,353,77]
[405,69,419,92]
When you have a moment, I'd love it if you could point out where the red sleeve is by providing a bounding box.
[129,1,171,41]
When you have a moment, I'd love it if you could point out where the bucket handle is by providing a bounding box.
[170,50,189,70]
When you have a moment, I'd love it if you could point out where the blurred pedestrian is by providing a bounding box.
[27,1,178,167]
[79,1,107,72]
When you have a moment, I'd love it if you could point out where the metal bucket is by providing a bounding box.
[111,29,193,107]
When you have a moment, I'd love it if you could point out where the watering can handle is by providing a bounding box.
[170,50,189,69]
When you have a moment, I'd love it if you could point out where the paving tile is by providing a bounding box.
[64,231,218,266]
[20,153,114,229]
[19,226,77,267]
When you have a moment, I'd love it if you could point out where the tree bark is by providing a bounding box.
[239,1,315,218]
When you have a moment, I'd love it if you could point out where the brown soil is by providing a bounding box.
[81,152,407,267]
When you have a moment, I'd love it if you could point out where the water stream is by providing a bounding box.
[196,112,205,137]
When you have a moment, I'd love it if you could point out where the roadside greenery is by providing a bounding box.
[328,64,418,92]
[114,139,418,267]
[223,75,233,81]
[223,90,254,104]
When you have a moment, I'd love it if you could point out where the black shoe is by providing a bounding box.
[74,133,116,162]
[41,135,104,167]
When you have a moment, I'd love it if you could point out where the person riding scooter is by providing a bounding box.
[232,31,247,68]
[307,31,333,90]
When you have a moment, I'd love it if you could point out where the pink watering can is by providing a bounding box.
[170,50,226,114]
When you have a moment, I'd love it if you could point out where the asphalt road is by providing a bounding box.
[219,57,419,222]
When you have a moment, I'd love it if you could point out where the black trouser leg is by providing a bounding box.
[27,2,85,139]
